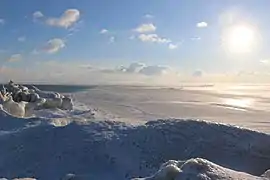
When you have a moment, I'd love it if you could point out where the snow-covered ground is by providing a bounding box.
[1,115,270,179]
[1,84,270,180]
[132,158,269,180]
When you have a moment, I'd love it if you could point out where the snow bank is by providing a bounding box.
[0,106,46,132]
[0,117,270,180]
[132,158,266,180]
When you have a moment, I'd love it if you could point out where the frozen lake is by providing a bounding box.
[73,84,270,133]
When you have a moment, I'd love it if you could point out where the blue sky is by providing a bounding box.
[0,0,270,84]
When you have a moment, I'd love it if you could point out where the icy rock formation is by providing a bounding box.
[0,92,26,118]
[28,85,73,110]
[0,81,74,117]
[61,97,73,110]
[42,97,63,109]
[261,169,270,178]
[30,85,62,99]
[13,91,40,103]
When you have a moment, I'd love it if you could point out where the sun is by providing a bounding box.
[223,25,256,53]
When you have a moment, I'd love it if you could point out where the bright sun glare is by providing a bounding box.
[224,25,256,53]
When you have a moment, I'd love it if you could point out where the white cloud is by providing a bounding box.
[8,54,22,62]
[42,38,66,54]
[100,29,108,34]
[168,43,178,50]
[138,34,171,44]
[109,36,115,43]
[46,9,80,29]
[134,23,156,33]
[0,19,5,25]
[197,22,208,28]
[144,14,154,19]
[33,11,44,20]
[18,36,26,42]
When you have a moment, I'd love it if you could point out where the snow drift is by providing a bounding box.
[0,109,270,180]
[132,158,267,180]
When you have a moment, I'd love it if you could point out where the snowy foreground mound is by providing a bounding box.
[0,110,270,180]
[132,158,269,180]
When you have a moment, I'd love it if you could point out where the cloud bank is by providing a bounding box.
[0,61,181,85]
[1,59,267,85]
[114,63,171,76]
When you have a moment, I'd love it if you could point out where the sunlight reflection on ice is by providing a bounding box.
[223,98,254,109]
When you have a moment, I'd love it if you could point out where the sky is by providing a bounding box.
[0,0,270,84]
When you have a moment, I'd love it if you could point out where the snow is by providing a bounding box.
[132,158,266,180]
[0,114,270,179]
[0,85,270,179]
[1,82,74,118]
[262,169,270,178]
